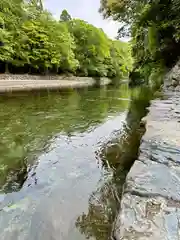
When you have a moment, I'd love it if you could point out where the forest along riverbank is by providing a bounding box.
[0,75,112,92]
[0,1,132,83]
[0,85,150,240]
[114,65,180,240]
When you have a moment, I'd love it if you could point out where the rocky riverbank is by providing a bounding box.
[0,74,111,92]
[114,63,180,239]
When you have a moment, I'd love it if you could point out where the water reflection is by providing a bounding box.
[0,85,129,193]
[0,85,152,240]
[76,86,152,240]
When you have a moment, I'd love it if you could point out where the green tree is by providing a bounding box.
[0,0,132,79]
[100,0,180,84]
[68,19,111,76]
[20,13,78,73]
[29,0,43,11]
[0,0,26,71]
[60,9,71,22]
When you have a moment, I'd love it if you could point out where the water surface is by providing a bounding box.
[0,85,150,240]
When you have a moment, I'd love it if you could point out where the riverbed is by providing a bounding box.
[0,85,150,240]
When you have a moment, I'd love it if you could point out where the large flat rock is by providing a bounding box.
[114,90,180,239]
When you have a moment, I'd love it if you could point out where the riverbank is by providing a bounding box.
[114,65,180,239]
[0,74,111,92]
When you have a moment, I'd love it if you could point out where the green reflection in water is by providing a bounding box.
[0,84,153,240]
[76,86,152,240]
[0,85,130,193]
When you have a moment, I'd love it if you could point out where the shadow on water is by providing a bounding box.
[75,86,152,240]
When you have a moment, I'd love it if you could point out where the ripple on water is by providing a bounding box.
[0,85,150,240]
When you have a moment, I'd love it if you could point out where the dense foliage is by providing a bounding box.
[0,0,132,79]
[100,0,180,84]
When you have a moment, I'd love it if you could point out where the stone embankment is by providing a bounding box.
[114,61,180,239]
[0,74,111,92]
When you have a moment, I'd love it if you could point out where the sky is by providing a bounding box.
[43,0,120,40]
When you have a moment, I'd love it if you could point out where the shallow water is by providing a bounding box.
[0,85,150,240]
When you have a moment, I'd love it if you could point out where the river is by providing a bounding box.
[0,84,151,240]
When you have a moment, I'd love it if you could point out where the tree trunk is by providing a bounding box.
[5,63,9,73]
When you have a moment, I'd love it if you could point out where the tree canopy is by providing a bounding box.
[60,9,71,22]
[100,0,180,83]
[0,0,132,80]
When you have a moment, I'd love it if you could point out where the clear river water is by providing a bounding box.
[0,84,151,240]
